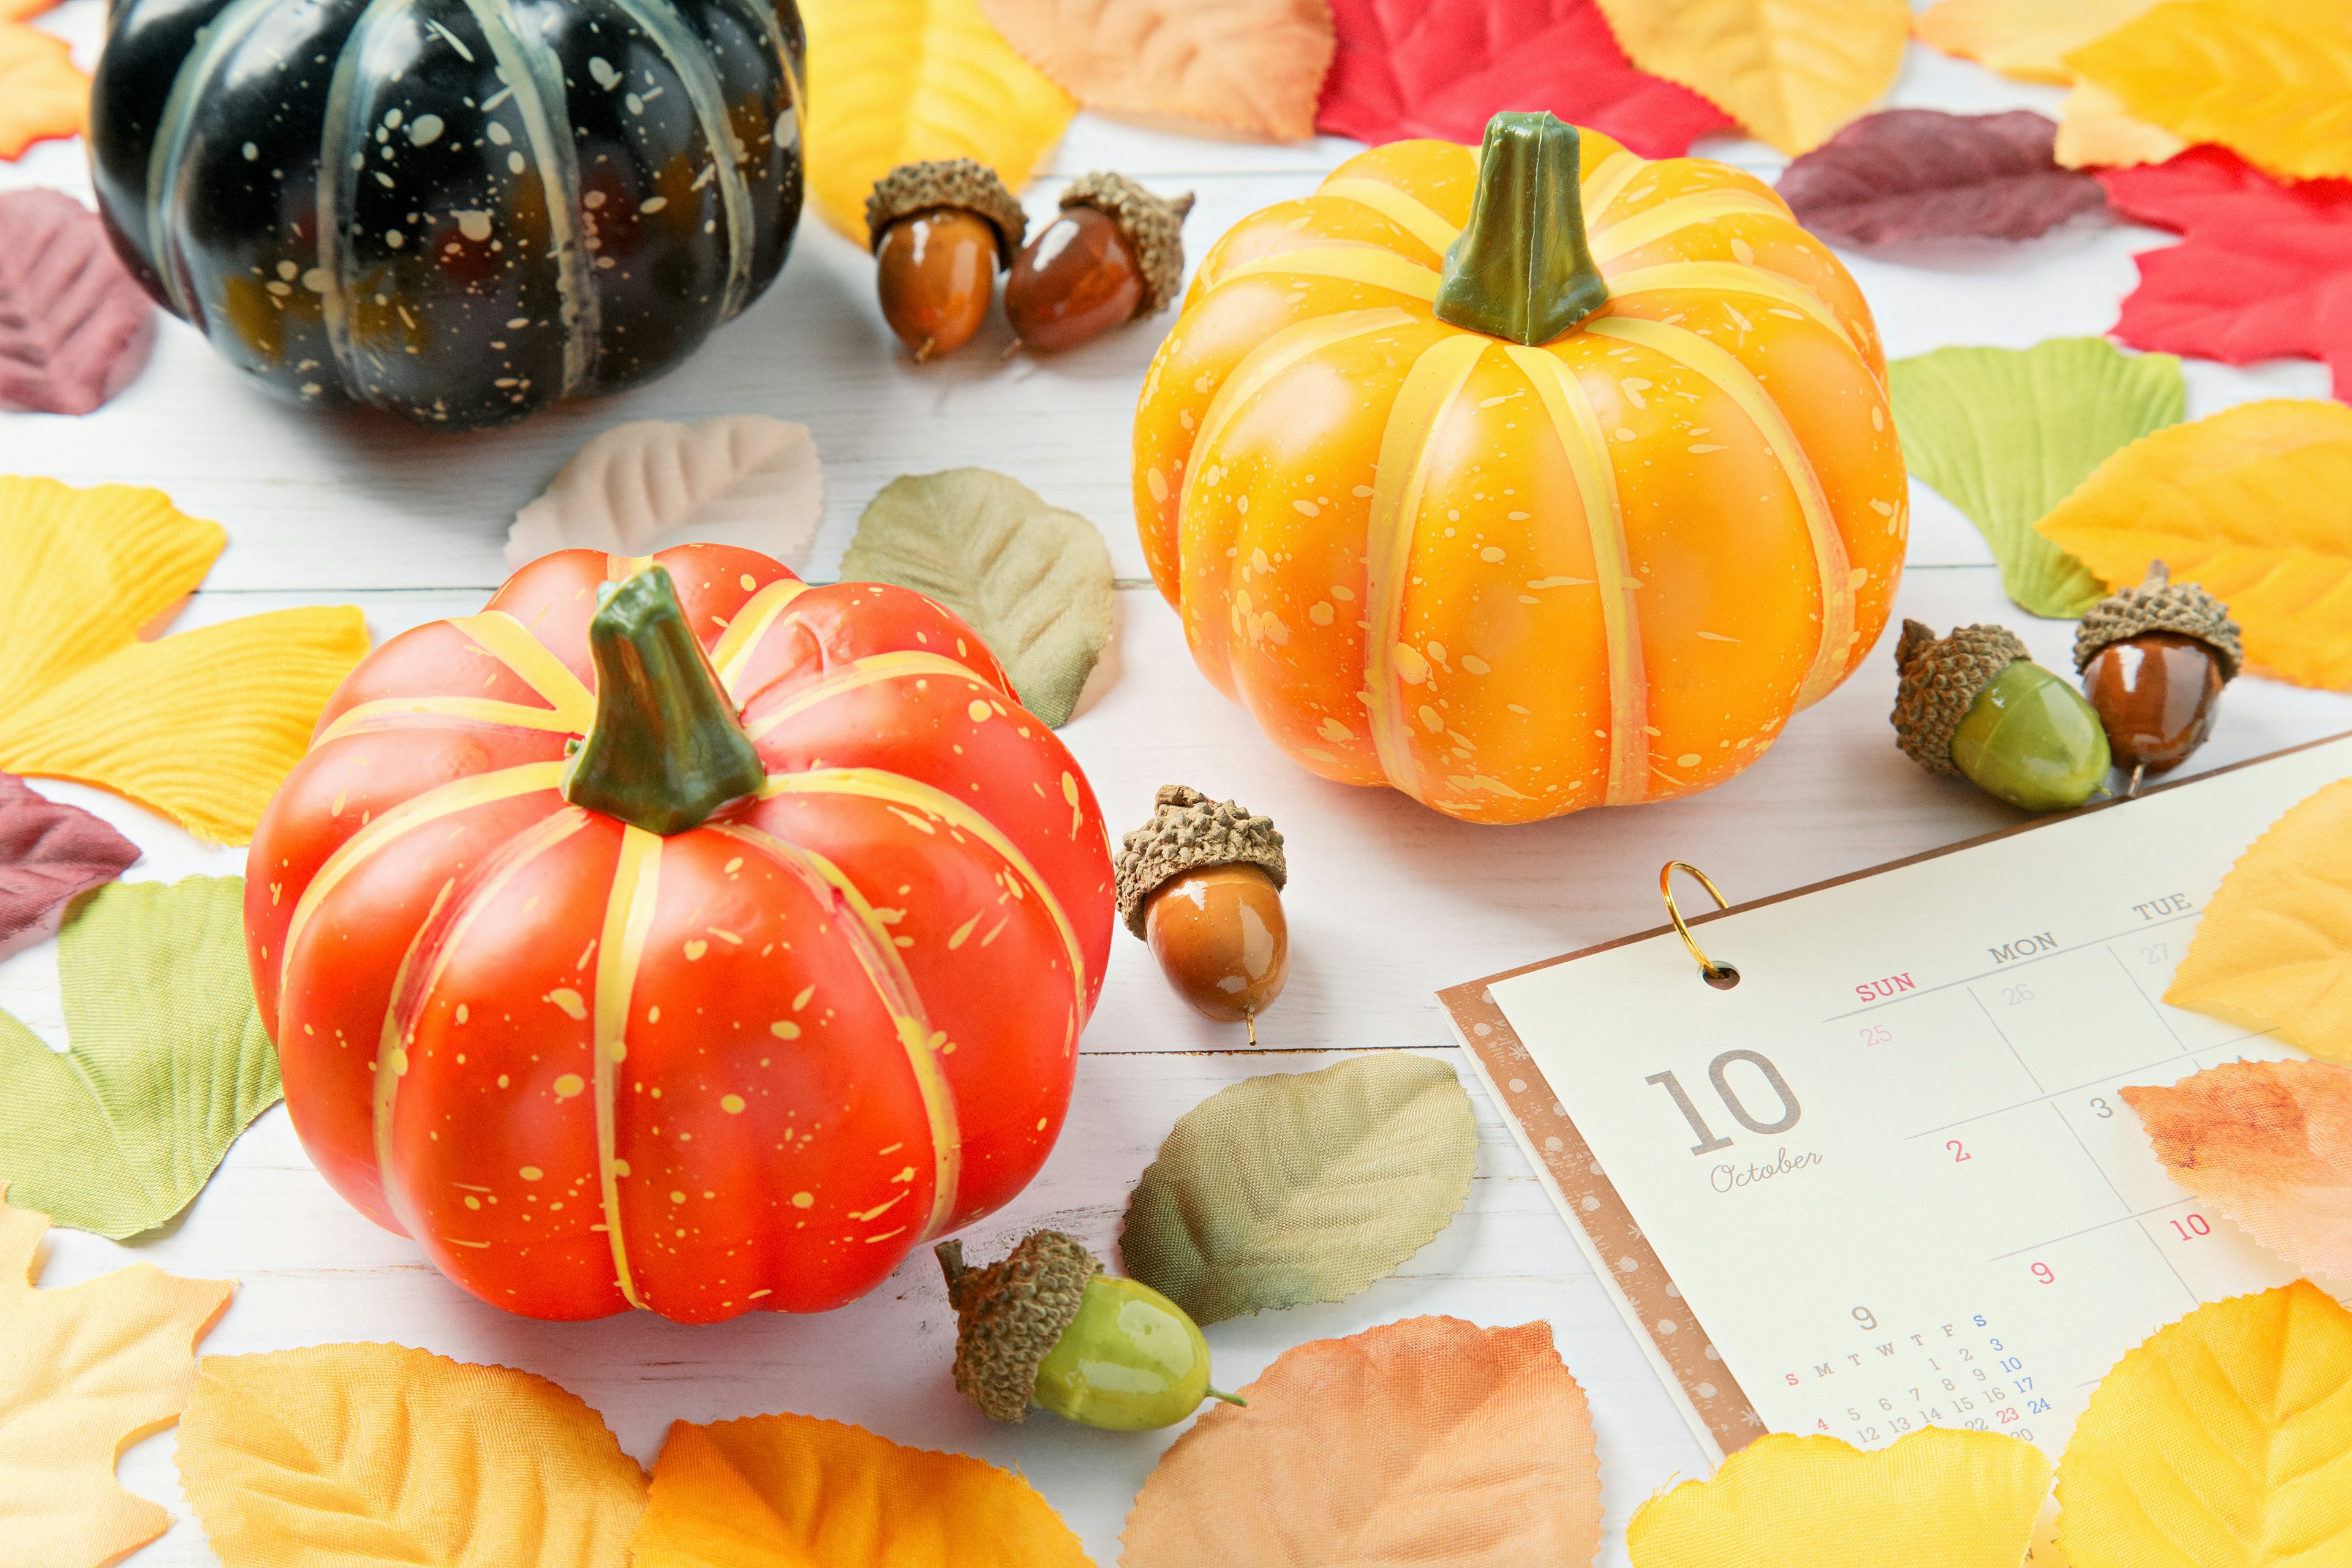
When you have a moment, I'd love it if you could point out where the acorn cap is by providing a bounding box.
[865,159,1029,263]
[937,1231,1099,1423]
[1891,619,2030,778]
[1060,173,1195,317]
[1114,785,1287,940]
[2073,561,2242,682]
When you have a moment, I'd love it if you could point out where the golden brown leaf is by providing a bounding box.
[2165,777,2352,1064]
[0,21,85,160]
[1594,0,1909,155]
[974,0,1333,141]
[1913,0,2158,86]
[1121,1316,1602,1567]
[2123,1059,2352,1291]
[0,1186,233,1568]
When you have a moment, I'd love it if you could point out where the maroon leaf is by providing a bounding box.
[0,189,156,417]
[1317,0,1733,159]
[0,772,140,951]
[1776,109,2113,244]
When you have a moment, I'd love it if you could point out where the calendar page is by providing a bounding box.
[1451,734,2352,1472]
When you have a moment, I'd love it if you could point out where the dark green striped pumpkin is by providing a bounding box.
[91,0,804,430]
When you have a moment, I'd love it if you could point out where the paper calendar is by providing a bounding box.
[1441,734,2351,1470]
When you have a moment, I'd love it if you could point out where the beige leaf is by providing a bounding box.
[2054,80,2187,170]
[1913,0,2160,86]
[507,417,824,570]
[975,0,1334,141]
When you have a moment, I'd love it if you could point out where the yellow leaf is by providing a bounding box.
[0,21,85,161]
[2163,777,2352,1065]
[801,0,1076,244]
[0,477,372,843]
[1593,0,1909,155]
[175,1343,647,1567]
[2054,80,2187,171]
[1913,0,2159,86]
[0,1186,233,1568]
[2068,0,2352,183]
[2056,1281,2352,1566]
[1627,1427,2052,1568]
[2035,400,2352,693]
[630,1411,1092,1567]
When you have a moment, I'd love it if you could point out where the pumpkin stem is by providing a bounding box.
[1433,111,1608,345]
[562,565,767,835]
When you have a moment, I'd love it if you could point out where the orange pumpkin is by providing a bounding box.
[1133,113,1907,823]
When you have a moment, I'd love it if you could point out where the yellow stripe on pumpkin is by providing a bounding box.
[594,825,663,1311]
[448,611,595,729]
[742,650,1000,742]
[1215,248,1442,303]
[1587,190,1789,265]
[1579,149,1648,225]
[1603,262,1856,353]
[1316,178,1463,255]
[315,696,587,745]
[709,578,815,696]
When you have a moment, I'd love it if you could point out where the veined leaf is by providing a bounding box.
[0,190,155,417]
[977,0,1333,143]
[1913,0,2160,86]
[0,772,138,949]
[508,417,824,570]
[1776,110,2110,244]
[1594,0,1909,156]
[2053,80,2187,171]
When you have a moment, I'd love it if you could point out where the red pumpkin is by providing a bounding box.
[246,545,1114,1322]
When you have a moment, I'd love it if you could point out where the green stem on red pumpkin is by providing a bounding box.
[562,565,767,835]
[1432,111,1609,347]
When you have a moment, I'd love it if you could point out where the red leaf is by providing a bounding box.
[2100,146,2352,402]
[1775,109,2109,244]
[0,772,140,952]
[1316,0,1733,157]
[0,190,156,417]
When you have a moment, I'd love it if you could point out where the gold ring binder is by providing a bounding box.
[1659,861,1739,988]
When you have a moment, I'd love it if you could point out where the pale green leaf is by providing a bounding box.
[840,469,1115,727]
[1120,1054,1477,1325]
[0,876,279,1238]
[1887,337,2185,617]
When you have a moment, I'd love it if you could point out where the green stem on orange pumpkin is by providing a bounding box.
[562,565,767,835]
[1433,111,1608,347]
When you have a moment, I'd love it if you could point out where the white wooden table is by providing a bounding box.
[7,6,2351,1562]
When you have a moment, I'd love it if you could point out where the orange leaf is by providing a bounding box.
[0,21,86,160]
[974,0,1333,141]
[1594,0,1909,155]
[0,1186,234,1568]
[1121,1316,1602,1567]
[2035,400,2352,692]
[2053,80,2186,171]
[1912,0,2158,86]
[630,1411,1091,1567]
[2123,1060,2352,1292]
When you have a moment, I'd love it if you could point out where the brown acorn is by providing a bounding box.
[1005,173,1194,353]
[865,160,1029,361]
[1114,785,1287,1041]
[2073,562,2242,791]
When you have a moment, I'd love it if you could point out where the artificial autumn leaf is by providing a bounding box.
[1776,110,2110,244]
[2054,80,2185,172]
[2161,776,2352,1062]
[0,22,84,161]
[1315,0,1732,158]
[0,477,371,843]
[1887,338,2181,618]
[177,1343,647,1568]
[1119,1053,1476,1325]
[800,0,1076,243]
[0,1186,233,1568]
[0,0,62,18]
[840,468,1113,727]
[0,877,279,1240]
[2068,0,2352,184]
[977,0,1332,143]
[507,416,824,569]
[1913,0,2158,86]
[2056,1280,2352,1565]
[1627,1427,2052,1568]
[0,190,156,417]
[2095,148,2352,401]
[2122,1060,2352,1292]
[630,1411,1088,1568]
[1122,1316,1601,1568]
[0,772,138,949]
[2035,399,2352,691]
[1594,0,1909,156]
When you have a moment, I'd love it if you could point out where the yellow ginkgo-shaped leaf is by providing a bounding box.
[2164,777,2352,1065]
[2057,1280,2352,1566]
[0,1186,233,1568]
[1627,1426,2052,1568]
[176,1343,648,1567]
[800,0,1076,243]
[2035,401,2352,693]
[0,476,371,843]
[1913,0,2159,86]
[1594,0,1909,155]
[2054,80,2187,171]
[2068,0,2352,183]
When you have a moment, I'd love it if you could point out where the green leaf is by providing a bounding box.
[840,469,1115,727]
[1120,1054,1477,1325]
[1887,337,2185,618]
[0,876,279,1238]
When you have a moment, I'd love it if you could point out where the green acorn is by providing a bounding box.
[936,1231,1242,1431]
[1892,619,2111,812]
